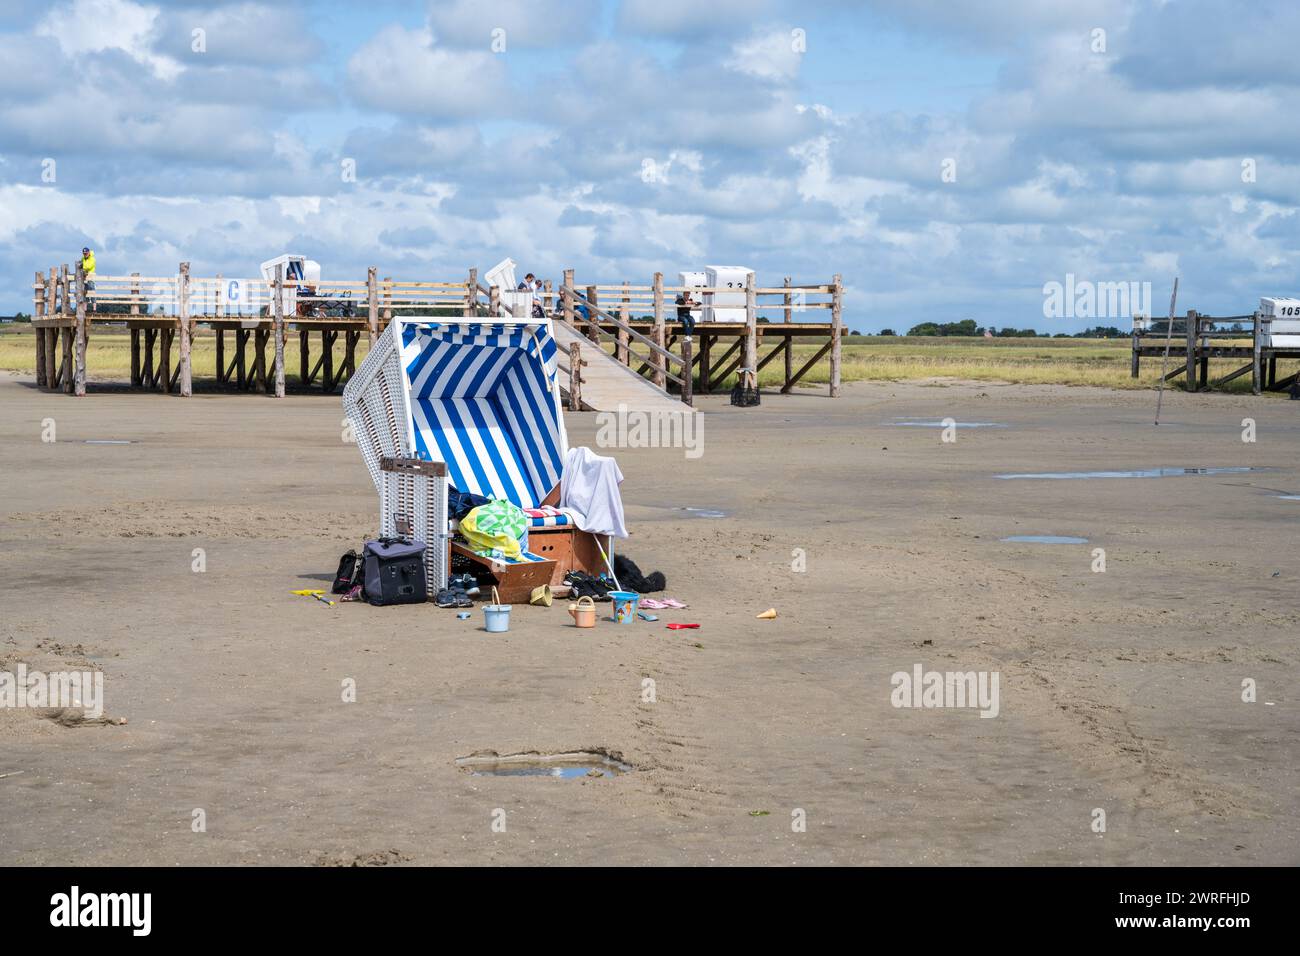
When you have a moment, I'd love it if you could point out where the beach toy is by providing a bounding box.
[609,590,640,624]
[291,589,335,607]
[637,611,659,622]
[665,623,700,630]
[530,584,553,607]
[483,586,511,633]
[568,595,596,628]
[756,608,778,620]
[456,611,471,620]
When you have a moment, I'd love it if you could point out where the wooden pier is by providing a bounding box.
[1130,311,1300,395]
[29,263,845,408]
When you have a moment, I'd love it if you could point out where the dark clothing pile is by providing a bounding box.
[612,554,666,594]
[449,486,490,520]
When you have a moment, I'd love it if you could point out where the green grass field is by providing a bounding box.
[0,325,1280,393]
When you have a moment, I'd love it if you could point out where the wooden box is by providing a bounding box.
[526,527,604,586]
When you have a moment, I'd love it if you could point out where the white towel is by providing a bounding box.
[560,446,627,539]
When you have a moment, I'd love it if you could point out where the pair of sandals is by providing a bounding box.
[436,573,481,609]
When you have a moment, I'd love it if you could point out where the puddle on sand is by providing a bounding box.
[886,420,1007,428]
[996,467,1258,480]
[681,507,728,519]
[456,752,631,779]
[1277,495,1300,500]
[1001,535,1089,544]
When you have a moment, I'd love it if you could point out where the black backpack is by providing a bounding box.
[332,549,364,594]
[363,538,427,606]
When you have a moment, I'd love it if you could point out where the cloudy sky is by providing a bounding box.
[0,0,1295,331]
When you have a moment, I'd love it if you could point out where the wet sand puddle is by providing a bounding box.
[456,752,632,779]
[886,420,1007,428]
[996,467,1258,480]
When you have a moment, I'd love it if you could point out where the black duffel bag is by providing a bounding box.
[363,538,427,606]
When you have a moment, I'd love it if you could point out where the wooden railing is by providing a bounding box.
[559,281,692,406]
[31,260,843,401]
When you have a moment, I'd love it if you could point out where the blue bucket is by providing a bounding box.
[483,604,511,632]
[609,591,639,624]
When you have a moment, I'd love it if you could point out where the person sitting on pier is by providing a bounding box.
[675,289,697,339]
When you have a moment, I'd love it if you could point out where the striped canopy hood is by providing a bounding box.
[400,320,567,508]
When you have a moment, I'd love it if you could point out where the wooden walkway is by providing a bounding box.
[1131,311,1300,394]
[551,320,684,413]
[28,263,845,409]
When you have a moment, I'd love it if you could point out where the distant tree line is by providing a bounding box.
[869,320,1128,338]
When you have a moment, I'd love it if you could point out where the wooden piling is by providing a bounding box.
[617,281,630,364]
[742,272,757,392]
[783,278,794,389]
[273,264,286,398]
[34,272,47,387]
[651,272,666,389]
[464,268,477,317]
[44,268,57,389]
[318,327,332,390]
[1184,310,1197,392]
[568,342,583,411]
[1252,311,1262,395]
[830,273,843,398]
[160,326,172,393]
[254,328,267,392]
[366,266,379,343]
[236,328,247,390]
[489,284,500,316]
[383,276,393,325]
[586,285,600,344]
[681,335,694,407]
[178,261,192,397]
[74,264,87,396]
[562,269,575,327]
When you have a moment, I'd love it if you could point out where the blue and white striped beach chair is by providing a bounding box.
[344,314,571,591]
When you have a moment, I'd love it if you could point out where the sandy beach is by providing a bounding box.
[1,372,1296,866]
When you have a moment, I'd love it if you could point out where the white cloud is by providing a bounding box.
[37,0,181,80]
[427,0,600,48]
[618,0,776,36]
[346,23,509,117]
[727,26,804,81]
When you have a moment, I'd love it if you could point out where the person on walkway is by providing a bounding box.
[518,273,545,318]
[80,246,96,312]
[675,289,697,339]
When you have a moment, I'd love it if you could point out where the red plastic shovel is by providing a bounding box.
[665,623,700,630]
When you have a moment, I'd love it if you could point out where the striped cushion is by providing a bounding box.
[528,513,571,528]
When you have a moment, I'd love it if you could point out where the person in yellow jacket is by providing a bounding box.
[80,246,96,311]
